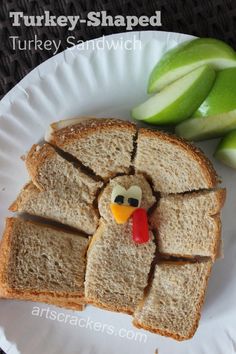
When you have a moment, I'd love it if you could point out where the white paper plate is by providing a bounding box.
[0,31,236,354]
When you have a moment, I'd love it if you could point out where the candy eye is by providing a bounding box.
[111,184,142,208]
[128,197,139,207]
[111,185,127,204]
[114,195,124,205]
[127,185,142,208]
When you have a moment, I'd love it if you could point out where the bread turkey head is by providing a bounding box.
[98,174,156,243]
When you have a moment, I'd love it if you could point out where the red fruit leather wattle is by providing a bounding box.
[132,208,149,244]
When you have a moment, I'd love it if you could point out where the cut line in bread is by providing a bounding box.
[46,118,137,179]
[10,142,104,234]
[1,118,226,340]
[26,143,103,201]
[9,182,100,235]
[0,218,89,310]
[133,260,212,341]
[135,129,219,194]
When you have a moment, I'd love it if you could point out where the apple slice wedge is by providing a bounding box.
[214,130,236,169]
[176,67,236,141]
[175,110,236,141]
[148,38,236,93]
[194,68,236,117]
[132,65,215,125]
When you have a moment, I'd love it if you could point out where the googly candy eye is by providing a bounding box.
[114,195,125,204]
[111,185,127,205]
[126,185,142,208]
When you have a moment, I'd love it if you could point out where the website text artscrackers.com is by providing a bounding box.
[32,306,148,344]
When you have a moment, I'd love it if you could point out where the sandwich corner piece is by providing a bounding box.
[133,261,213,341]
[0,217,89,310]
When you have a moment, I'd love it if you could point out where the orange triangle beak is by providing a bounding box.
[110,203,136,224]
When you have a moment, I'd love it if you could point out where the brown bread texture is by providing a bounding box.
[150,189,226,259]
[0,118,226,339]
[9,182,99,235]
[135,129,218,194]
[46,118,137,179]
[25,143,102,202]
[10,142,103,234]
[85,220,156,314]
[0,218,88,310]
[133,261,212,340]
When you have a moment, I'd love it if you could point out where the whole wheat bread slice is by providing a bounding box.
[45,118,136,179]
[133,260,212,340]
[134,129,218,194]
[150,189,226,260]
[0,218,89,310]
[26,143,103,203]
[9,182,99,235]
[85,220,156,314]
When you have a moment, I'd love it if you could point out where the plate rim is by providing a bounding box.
[2,30,234,354]
[0,30,195,114]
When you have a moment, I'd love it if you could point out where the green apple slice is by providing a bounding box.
[148,38,236,93]
[132,65,215,125]
[214,130,236,168]
[175,110,236,141]
[194,68,236,117]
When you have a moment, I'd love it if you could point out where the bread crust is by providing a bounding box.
[2,119,227,339]
[210,189,225,261]
[138,129,219,190]
[133,260,213,340]
[25,143,56,190]
[9,182,37,212]
[212,215,222,261]
[0,290,84,311]
[214,188,227,209]
[86,297,133,315]
[48,118,136,148]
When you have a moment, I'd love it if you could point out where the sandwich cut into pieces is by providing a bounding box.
[0,117,226,340]
[150,189,226,259]
[10,143,103,234]
[133,260,212,341]
[134,128,219,194]
[0,218,89,310]
[46,118,137,179]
